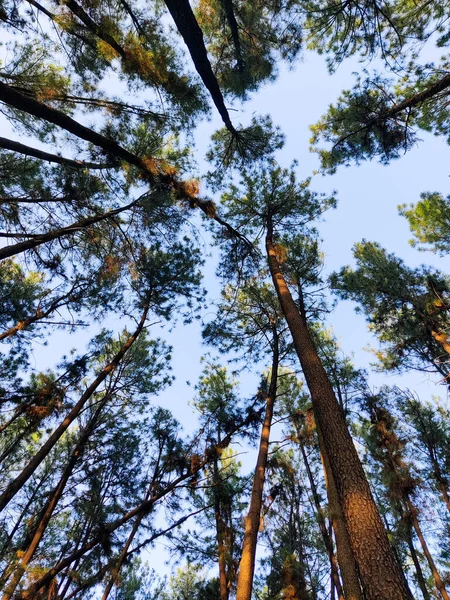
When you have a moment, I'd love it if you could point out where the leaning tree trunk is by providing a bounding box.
[163,0,236,133]
[404,523,431,600]
[235,329,279,600]
[316,424,363,600]
[265,220,412,600]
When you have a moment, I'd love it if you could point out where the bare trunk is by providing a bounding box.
[214,454,230,600]
[163,0,235,132]
[0,136,110,169]
[265,221,412,600]
[235,331,279,600]
[316,424,362,600]
[0,199,137,261]
[405,524,430,600]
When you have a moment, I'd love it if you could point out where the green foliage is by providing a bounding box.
[400,192,450,255]
[0,260,44,329]
[311,65,450,172]
[331,240,450,378]
[205,115,285,190]
[160,563,219,600]
[197,0,302,98]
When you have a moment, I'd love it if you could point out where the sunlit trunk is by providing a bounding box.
[236,332,279,600]
[316,424,362,600]
[265,220,412,600]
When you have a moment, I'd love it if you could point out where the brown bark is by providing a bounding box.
[0,82,252,246]
[214,454,230,600]
[0,288,80,341]
[316,424,363,600]
[377,73,450,122]
[0,136,111,169]
[335,72,450,149]
[235,329,279,600]
[298,439,344,600]
[0,305,149,513]
[0,82,151,172]
[265,219,412,600]
[430,329,450,356]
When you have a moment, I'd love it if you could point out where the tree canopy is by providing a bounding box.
[1,0,450,599]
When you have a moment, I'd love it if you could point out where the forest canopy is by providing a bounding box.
[0,0,450,599]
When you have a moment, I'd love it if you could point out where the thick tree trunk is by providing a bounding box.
[0,305,149,513]
[265,221,412,600]
[235,331,279,600]
[316,424,363,600]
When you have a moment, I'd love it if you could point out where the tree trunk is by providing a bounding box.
[1,397,109,599]
[220,0,244,73]
[430,328,450,356]
[18,423,252,598]
[212,451,230,600]
[0,199,137,261]
[404,524,430,600]
[0,136,110,169]
[162,0,235,132]
[316,424,363,600]
[265,220,412,600]
[100,509,147,600]
[235,330,279,600]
